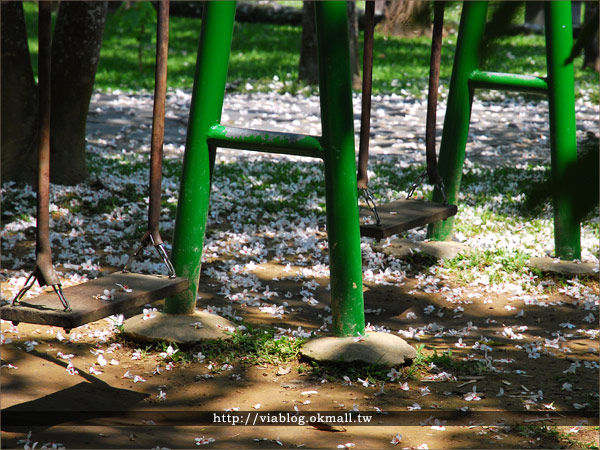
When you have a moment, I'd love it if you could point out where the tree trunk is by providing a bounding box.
[50,1,108,185]
[524,2,545,27]
[299,1,318,85]
[299,1,361,87]
[583,1,599,71]
[1,1,107,186]
[347,1,361,89]
[382,0,431,35]
[1,1,38,184]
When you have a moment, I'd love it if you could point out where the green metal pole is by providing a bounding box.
[428,1,488,241]
[315,1,365,337]
[165,1,236,314]
[544,1,581,260]
[468,70,548,95]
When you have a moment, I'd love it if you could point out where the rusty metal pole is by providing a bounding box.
[148,0,176,276]
[35,0,57,288]
[13,0,71,311]
[357,0,375,191]
[149,0,169,246]
[123,0,176,277]
[425,1,445,188]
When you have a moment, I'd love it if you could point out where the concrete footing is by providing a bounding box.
[300,332,416,367]
[528,257,598,277]
[122,311,236,345]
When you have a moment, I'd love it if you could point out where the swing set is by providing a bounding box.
[1,1,187,332]
[357,1,457,238]
[2,1,579,338]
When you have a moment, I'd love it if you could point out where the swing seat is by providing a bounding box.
[0,272,188,330]
[360,199,457,239]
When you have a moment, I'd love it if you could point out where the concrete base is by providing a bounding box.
[376,238,470,260]
[300,332,416,367]
[529,257,599,277]
[122,311,235,345]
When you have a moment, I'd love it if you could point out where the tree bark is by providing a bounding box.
[1,1,38,184]
[347,1,361,89]
[50,1,108,185]
[382,0,431,35]
[299,1,318,85]
[1,1,107,186]
[583,1,599,71]
[299,1,361,87]
[524,2,545,27]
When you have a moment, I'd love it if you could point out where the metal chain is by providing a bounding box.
[122,233,176,278]
[407,168,449,205]
[406,169,428,200]
[437,179,448,205]
[360,188,382,227]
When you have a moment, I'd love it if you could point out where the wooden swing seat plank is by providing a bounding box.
[360,199,457,239]
[0,273,188,330]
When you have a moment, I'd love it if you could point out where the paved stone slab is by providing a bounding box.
[300,332,416,367]
[375,238,471,260]
[529,257,599,277]
[122,311,235,345]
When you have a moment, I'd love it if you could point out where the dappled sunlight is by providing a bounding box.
[2,89,598,448]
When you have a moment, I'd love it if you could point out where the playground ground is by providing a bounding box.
[1,90,599,449]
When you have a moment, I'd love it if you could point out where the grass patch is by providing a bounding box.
[124,336,486,385]
[119,325,305,368]
[192,325,306,366]
[442,249,532,284]
[21,2,598,101]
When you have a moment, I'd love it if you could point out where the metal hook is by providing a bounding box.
[122,233,177,278]
[12,272,37,306]
[122,240,150,273]
[12,269,72,312]
[155,243,177,279]
[53,284,71,312]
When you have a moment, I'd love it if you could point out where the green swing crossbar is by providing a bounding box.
[1,273,188,330]
[468,70,548,95]
[428,1,581,260]
[168,1,367,336]
[206,124,324,159]
[360,200,457,239]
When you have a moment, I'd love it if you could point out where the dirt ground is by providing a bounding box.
[1,253,599,449]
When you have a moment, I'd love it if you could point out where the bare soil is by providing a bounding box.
[1,257,598,449]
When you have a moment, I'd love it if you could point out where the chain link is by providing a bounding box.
[406,169,428,200]
[360,188,382,226]
[407,168,449,205]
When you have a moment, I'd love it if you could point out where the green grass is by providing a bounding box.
[21,2,598,101]
[120,325,306,368]
[194,325,306,366]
